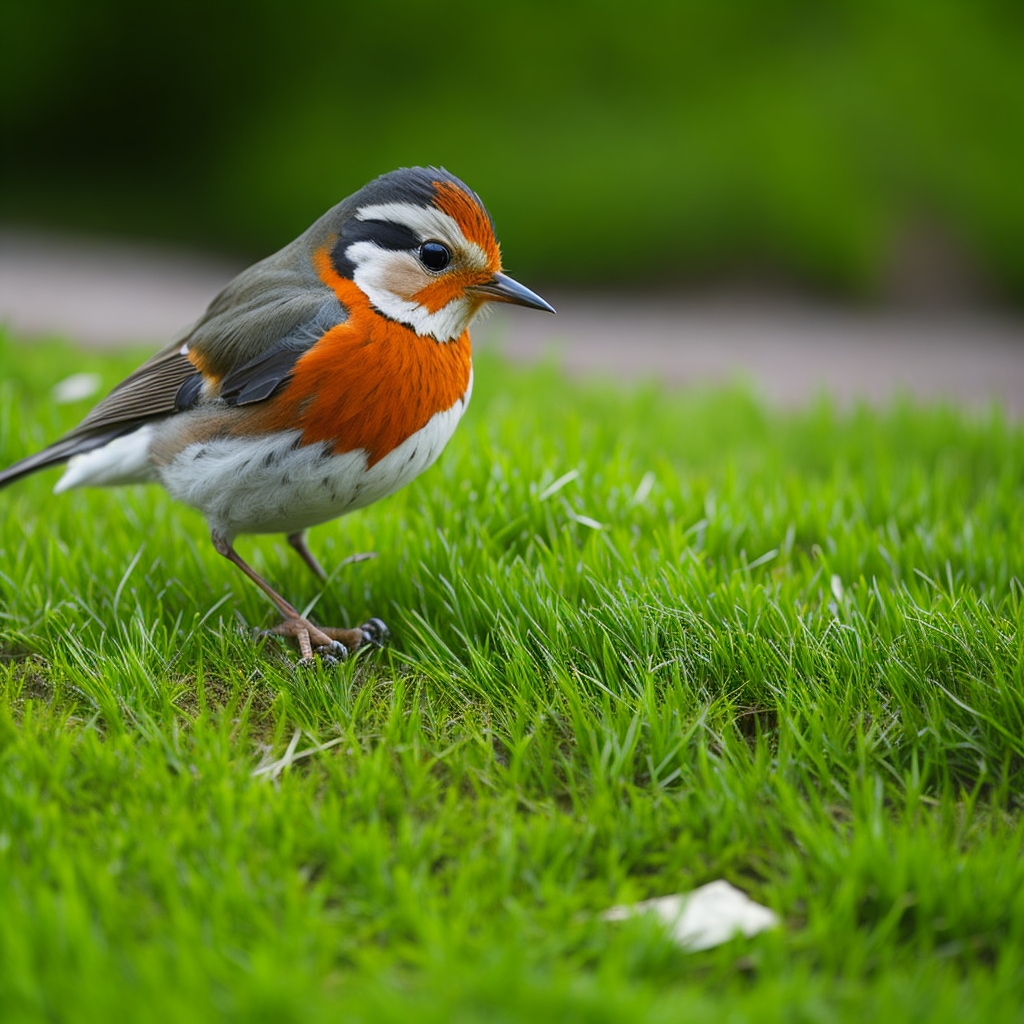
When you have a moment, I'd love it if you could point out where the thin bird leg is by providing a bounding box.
[287,531,377,579]
[210,532,387,662]
[287,531,328,581]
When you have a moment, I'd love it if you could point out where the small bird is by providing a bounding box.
[0,167,554,662]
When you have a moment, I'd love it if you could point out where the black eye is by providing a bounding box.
[419,241,452,272]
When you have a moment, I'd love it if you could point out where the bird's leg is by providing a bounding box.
[210,532,387,663]
[286,531,328,581]
[287,531,377,580]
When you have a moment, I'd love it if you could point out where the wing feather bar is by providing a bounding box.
[217,298,345,407]
[70,345,201,438]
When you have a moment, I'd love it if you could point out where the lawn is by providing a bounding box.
[1,330,1022,1022]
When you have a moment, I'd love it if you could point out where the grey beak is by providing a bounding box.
[470,272,556,313]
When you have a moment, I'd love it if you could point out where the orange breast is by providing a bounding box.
[253,246,472,467]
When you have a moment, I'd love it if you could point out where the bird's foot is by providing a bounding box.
[261,615,389,665]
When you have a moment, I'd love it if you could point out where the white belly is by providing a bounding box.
[157,397,467,538]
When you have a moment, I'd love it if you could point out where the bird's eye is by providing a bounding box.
[419,241,452,272]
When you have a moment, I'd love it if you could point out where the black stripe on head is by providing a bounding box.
[328,166,493,279]
[330,217,420,279]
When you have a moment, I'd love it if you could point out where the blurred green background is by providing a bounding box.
[2,0,1022,301]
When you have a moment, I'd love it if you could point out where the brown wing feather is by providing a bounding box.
[68,342,199,439]
[0,342,200,489]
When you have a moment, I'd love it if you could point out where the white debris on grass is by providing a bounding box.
[602,879,779,951]
[631,470,655,505]
[251,728,349,781]
[51,372,101,404]
[538,469,579,501]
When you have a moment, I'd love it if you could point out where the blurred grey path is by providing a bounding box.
[3,229,1023,413]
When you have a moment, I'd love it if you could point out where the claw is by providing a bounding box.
[214,534,384,665]
[318,640,349,660]
[298,642,347,670]
[360,618,390,647]
[252,614,387,663]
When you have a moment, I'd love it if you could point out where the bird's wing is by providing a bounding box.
[0,341,200,487]
[68,341,201,437]
[75,239,344,433]
[184,240,337,377]
[216,298,346,406]
[0,250,347,489]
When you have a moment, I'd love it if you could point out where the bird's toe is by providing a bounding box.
[318,639,349,661]
[361,618,390,647]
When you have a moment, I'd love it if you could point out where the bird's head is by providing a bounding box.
[324,167,554,341]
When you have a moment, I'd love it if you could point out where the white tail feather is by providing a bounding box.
[54,426,157,492]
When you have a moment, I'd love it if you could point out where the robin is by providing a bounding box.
[0,167,554,662]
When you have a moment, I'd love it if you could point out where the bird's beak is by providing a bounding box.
[470,272,556,313]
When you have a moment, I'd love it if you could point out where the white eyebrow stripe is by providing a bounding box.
[354,201,486,265]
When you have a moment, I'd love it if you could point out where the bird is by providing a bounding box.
[0,166,554,662]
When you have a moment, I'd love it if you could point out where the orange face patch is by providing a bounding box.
[432,181,502,270]
[411,268,492,314]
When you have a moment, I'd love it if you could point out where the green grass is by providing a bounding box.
[1,329,1023,1022]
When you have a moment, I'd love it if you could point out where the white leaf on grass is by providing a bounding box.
[632,471,655,505]
[251,728,349,780]
[51,372,101,404]
[567,509,605,530]
[746,548,779,571]
[538,470,579,501]
[602,879,779,951]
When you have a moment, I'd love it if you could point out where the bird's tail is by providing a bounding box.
[0,430,126,491]
[0,445,75,491]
